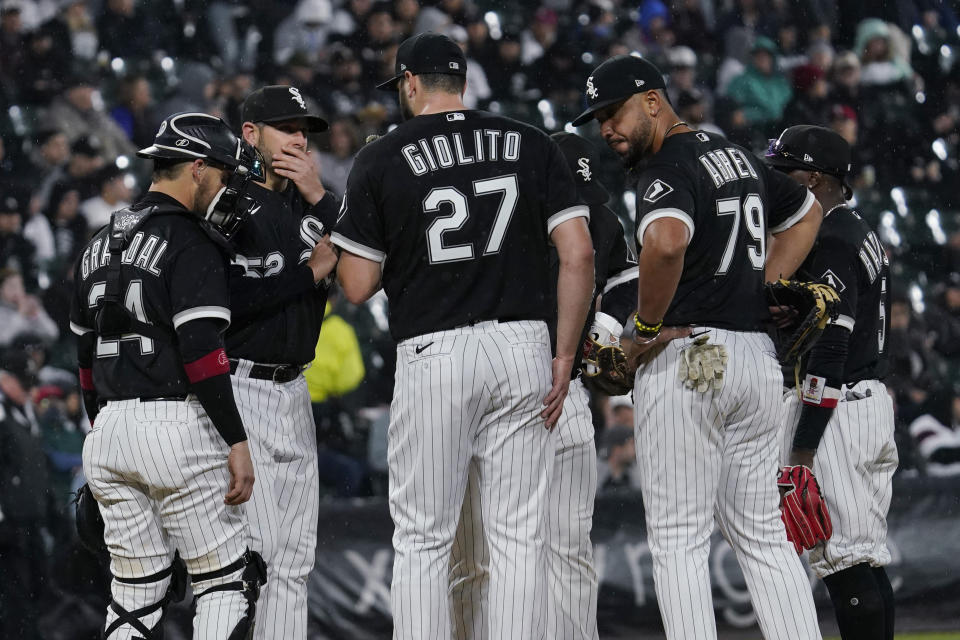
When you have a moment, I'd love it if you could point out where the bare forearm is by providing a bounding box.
[556,256,594,358]
[636,247,683,324]
[765,202,823,282]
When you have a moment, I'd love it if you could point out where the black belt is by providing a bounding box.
[99,395,187,408]
[229,359,303,384]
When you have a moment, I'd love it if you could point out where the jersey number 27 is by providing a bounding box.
[423,174,518,264]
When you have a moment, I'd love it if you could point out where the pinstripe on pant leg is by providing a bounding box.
[450,460,490,640]
[714,332,821,640]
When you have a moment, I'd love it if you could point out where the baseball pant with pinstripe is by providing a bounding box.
[780,380,897,578]
[389,320,556,640]
[633,329,821,640]
[82,398,250,639]
[231,363,319,640]
[449,378,599,640]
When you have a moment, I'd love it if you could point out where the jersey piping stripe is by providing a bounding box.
[172,305,231,329]
[602,266,638,293]
[70,321,94,335]
[829,314,855,331]
[636,208,695,246]
[769,189,816,234]
[546,204,590,234]
[330,232,386,263]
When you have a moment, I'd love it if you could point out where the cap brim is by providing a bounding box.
[259,114,329,132]
[376,75,402,91]
[136,145,199,160]
[765,154,810,173]
[572,96,627,127]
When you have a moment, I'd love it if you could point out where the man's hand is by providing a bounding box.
[621,325,693,369]
[273,144,325,204]
[308,236,339,283]
[225,441,255,505]
[542,355,574,430]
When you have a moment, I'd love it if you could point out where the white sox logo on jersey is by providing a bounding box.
[586,76,598,99]
[577,157,592,182]
[643,179,674,203]
[821,269,846,293]
[289,87,307,110]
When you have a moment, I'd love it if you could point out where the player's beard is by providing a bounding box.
[620,116,656,170]
[399,87,414,121]
[193,170,223,215]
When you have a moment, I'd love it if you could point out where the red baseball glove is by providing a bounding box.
[777,465,833,554]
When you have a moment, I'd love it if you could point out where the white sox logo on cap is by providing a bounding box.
[576,157,592,181]
[586,76,598,99]
[289,87,306,110]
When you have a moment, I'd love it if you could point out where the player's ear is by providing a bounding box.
[241,121,259,147]
[404,70,416,96]
[190,159,206,184]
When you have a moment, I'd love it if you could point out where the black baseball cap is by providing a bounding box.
[240,85,328,132]
[376,32,467,91]
[550,132,610,205]
[573,54,667,126]
[765,125,853,198]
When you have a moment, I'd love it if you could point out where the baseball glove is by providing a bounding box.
[581,323,634,396]
[765,279,841,368]
[74,482,106,555]
[777,465,833,554]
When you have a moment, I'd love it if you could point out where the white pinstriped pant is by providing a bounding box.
[633,329,822,640]
[389,320,555,640]
[449,378,600,640]
[82,399,249,639]
[781,379,898,578]
[230,368,319,640]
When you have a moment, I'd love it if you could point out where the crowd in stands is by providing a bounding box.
[0,1,959,633]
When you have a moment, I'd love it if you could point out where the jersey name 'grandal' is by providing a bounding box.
[401,128,522,175]
[79,231,169,281]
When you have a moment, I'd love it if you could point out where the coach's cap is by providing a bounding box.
[550,132,609,205]
[241,85,328,132]
[376,32,467,91]
[573,54,667,126]
[765,125,852,198]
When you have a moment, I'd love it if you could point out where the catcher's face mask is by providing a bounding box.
[204,164,260,240]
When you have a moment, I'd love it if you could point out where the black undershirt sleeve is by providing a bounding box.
[793,324,850,451]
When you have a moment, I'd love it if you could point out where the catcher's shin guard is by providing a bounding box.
[190,549,267,640]
[104,553,188,639]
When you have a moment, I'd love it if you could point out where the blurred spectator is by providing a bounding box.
[17,24,63,105]
[521,7,558,65]
[854,18,913,87]
[671,0,713,53]
[0,269,58,347]
[217,71,255,130]
[274,0,333,66]
[0,191,40,290]
[79,164,131,230]
[445,23,490,110]
[97,0,153,60]
[157,61,217,117]
[677,88,723,137]
[45,181,88,273]
[485,31,535,102]
[909,388,960,476]
[886,290,942,424]
[666,45,708,107]
[807,40,834,73]
[0,348,54,640]
[597,424,638,491]
[315,117,359,197]
[40,0,98,64]
[829,51,862,115]
[608,394,633,429]
[26,128,70,213]
[781,64,831,127]
[316,43,373,118]
[392,0,419,41]
[354,2,397,77]
[43,73,135,160]
[108,74,158,149]
[726,36,792,130]
[715,26,752,96]
[926,274,960,359]
[0,3,25,93]
[330,0,374,40]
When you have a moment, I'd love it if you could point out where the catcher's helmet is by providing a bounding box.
[138,112,263,179]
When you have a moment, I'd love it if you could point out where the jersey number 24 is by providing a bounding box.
[88,280,154,357]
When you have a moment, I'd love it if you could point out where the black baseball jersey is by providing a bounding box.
[225,184,339,365]
[795,205,890,383]
[633,131,815,330]
[547,203,637,362]
[333,110,586,341]
[69,192,232,400]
